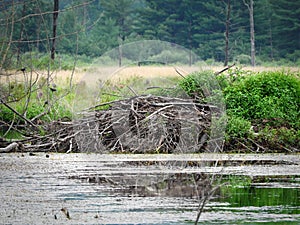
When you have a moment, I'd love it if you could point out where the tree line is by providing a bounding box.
[0,0,299,68]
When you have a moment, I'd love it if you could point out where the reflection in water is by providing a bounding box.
[205,182,300,225]
[223,186,299,208]
[0,153,299,224]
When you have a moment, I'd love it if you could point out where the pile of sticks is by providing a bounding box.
[76,95,213,153]
[1,95,214,153]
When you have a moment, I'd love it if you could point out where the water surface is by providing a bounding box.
[0,153,299,224]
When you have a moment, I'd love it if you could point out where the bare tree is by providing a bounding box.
[223,0,231,66]
[0,0,15,68]
[51,0,59,60]
[243,0,256,66]
[17,2,26,63]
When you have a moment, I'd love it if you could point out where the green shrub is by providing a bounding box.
[256,127,300,150]
[149,50,190,64]
[226,116,252,139]
[223,71,300,129]
[0,104,15,122]
[179,70,221,102]
[166,70,299,151]
[15,52,92,70]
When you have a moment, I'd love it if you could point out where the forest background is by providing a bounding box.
[1,0,300,69]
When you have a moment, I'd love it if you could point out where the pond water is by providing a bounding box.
[0,153,299,224]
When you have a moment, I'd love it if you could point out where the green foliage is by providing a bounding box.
[179,71,226,113]
[181,69,300,151]
[0,82,73,125]
[149,50,191,64]
[218,70,300,151]
[0,100,72,124]
[221,180,300,209]
[223,71,300,129]
[226,116,252,139]
[256,127,300,150]
[0,104,15,122]
[222,175,252,188]
[233,54,252,65]
[0,130,23,140]
[15,52,92,70]
[179,70,218,101]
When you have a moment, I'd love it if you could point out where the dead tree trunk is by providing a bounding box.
[17,2,26,63]
[51,0,59,60]
[1,0,14,68]
[118,43,122,67]
[224,0,231,66]
[243,0,256,67]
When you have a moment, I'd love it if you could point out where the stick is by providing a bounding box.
[248,138,266,152]
[174,67,186,79]
[127,85,138,96]
[214,63,235,76]
[0,142,18,153]
[0,98,37,127]
[150,101,218,108]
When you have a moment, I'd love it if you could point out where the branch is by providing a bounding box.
[0,142,18,153]
[214,63,235,76]
[0,98,37,128]
[242,0,250,11]
[174,67,186,79]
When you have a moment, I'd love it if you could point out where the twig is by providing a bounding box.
[3,115,16,137]
[23,142,53,149]
[144,105,173,120]
[150,101,218,109]
[66,138,73,154]
[85,98,125,111]
[248,138,266,152]
[194,185,219,224]
[0,120,27,136]
[146,86,174,90]
[127,85,138,96]
[57,130,80,142]
[31,108,50,122]
[279,145,295,153]
[238,139,255,153]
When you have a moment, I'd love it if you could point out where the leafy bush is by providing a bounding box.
[149,50,190,64]
[179,69,300,152]
[223,71,300,129]
[0,104,15,122]
[226,116,252,139]
[13,52,92,70]
[179,70,221,102]
[256,127,300,150]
